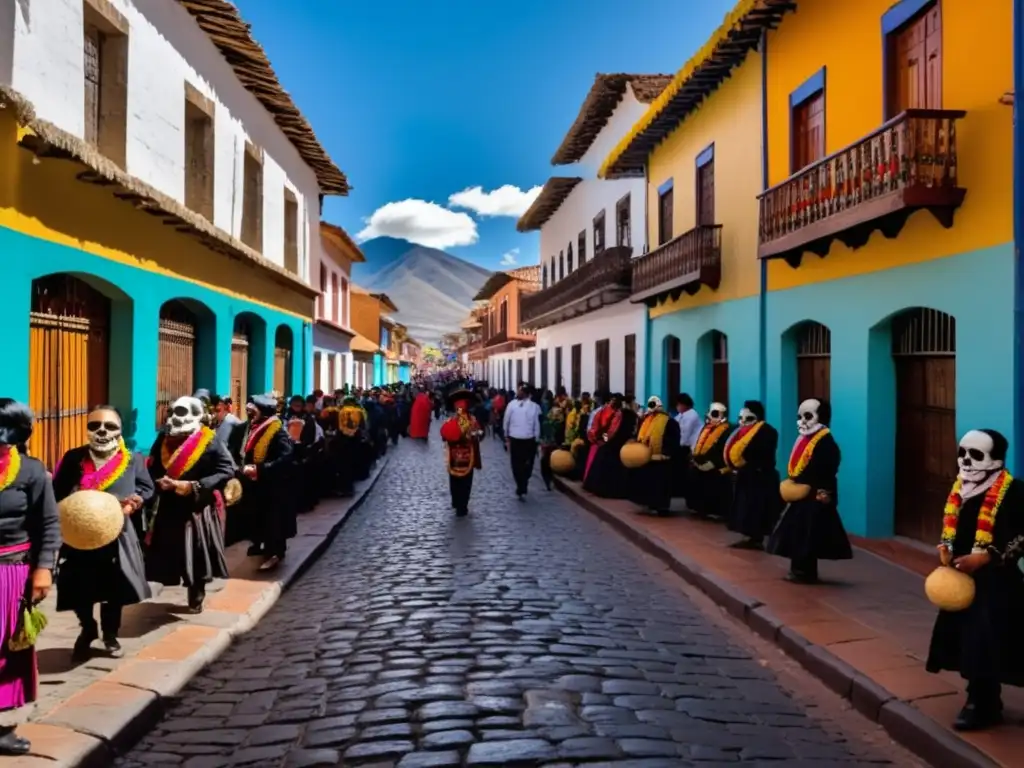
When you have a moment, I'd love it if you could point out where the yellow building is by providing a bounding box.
[603,0,1015,541]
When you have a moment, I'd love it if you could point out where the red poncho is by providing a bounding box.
[409,393,432,439]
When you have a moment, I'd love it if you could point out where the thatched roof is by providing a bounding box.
[551,74,672,166]
[516,177,582,232]
[601,0,795,179]
[1,85,318,299]
[320,222,366,263]
[176,0,348,195]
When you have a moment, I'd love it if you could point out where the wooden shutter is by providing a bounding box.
[923,6,942,109]
[596,339,610,394]
[571,344,582,397]
[624,334,636,398]
[540,349,549,391]
[696,160,716,225]
[156,301,197,429]
[313,352,322,392]
[658,189,673,245]
[318,265,327,318]
[516,359,523,385]
[793,94,825,172]
[231,326,249,417]
[331,274,339,323]
[554,347,563,390]
[667,336,681,401]
[712,331,729,408]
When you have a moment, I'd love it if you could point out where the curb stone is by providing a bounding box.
[17,458,389,768]
[553,476,1001,768]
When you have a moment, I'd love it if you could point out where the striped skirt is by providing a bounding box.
[0,563,35,725]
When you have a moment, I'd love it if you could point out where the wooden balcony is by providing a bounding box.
[630,225,722,305]
[758,109,967,266]
[520,246,633,330]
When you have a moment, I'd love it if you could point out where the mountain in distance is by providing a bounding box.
[353,237,493,345]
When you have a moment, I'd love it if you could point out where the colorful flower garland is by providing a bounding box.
[162,427,215,479]
[725,422,763,468]
[695,422,729,457]
[788,428,830,478]
[80,439,131,491]
[638,412,668,456]
[942,469,1012,551]
[252,419,282,464]
[0,447,21,492]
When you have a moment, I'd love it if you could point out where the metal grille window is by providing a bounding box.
[157,301,197,429]
[892,308,956,356]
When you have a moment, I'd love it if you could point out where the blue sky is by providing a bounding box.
[234,0,735,271]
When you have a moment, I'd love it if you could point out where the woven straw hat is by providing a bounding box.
[58,490,124,550]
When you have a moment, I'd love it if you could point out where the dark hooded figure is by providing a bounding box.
[724,400,782,549]
[926,428,1024,732]
[767,398,852,583]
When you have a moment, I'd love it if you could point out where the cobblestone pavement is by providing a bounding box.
[121,426,900,767]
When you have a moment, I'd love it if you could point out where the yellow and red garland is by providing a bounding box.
[725,421,763,469]
[0,447,21,492]
[694,422,729,457]
[787,428,830,478]
[942,470,1012,551]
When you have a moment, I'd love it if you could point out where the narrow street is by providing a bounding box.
[121,429,903,767]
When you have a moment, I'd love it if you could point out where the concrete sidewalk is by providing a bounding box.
[555,477,1024,768]
[10,459,388,768]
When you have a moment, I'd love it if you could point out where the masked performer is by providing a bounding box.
[240,395,295,571]
[440,389,483,516]
[724,401,781,550]
[582,394,616,482]
[52,407,153,660]
[146,396,234,612]
[926,429,1024,731]
[687,402,732,519]
[767,399,851,583]
[0,400,59,756]
[630,396,682,515]
[583,394,636,499]
[285,395,318,514]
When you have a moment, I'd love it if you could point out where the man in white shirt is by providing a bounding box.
[503,384,542,499]
[674,393,701,452]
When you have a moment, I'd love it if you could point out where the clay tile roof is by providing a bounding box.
[506,265,541,283]
[516,177,583,232]
[550,74,673,166]
[176,0,349,195]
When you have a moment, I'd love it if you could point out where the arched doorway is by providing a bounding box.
[28,274,111,468]
[231,316,251,417]
[156,300,199,429]
[892,307,956,543]
[796,321,831,404]
[664,335,681,402]
[274,325,293,396]
[711,330,728,407]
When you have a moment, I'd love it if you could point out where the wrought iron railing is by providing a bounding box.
[521,246,632,326]
[631,225,722,297]
[758,109,966,253]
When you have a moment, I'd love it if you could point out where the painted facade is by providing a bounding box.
[350,288,399,388]
[0,0,346,464]
[599,0,1016,542]
[314,223,362,394]
[477,268,540,390]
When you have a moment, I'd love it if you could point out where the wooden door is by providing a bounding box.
[624,334,636,399]
[327,353,336,393]
[697,159,715,225]
[595,339,610,394]
[893,309,956,543]
[792,93,825,171]
[231,332,249,417]
[516,359,523,386]
[540,349,549,391]
[711,331,729,407]
[571,344,581,397]
[313,352,322,392]
[658,188,673,245]
[273,327,291,396]
[156,301,197,429]
[891,4,942,112]
[796,322,831,404]
[528,356,536,387]
[666,336,681,402]
[29,275,110,469]
[554,347,563,390]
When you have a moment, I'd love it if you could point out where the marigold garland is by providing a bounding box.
[338,406,363,437]
[725,421,763,469]
[942,469,1012,551]
[787,428,830,478]
[81,439,131,491]
[638,412,669,456]
[253,419,282,464]
[0,447,21,492]
[162,427,215,479]
[694,422,729,457]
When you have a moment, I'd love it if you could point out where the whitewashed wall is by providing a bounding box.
[7,0,321,281]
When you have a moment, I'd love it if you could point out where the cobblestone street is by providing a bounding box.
[120,428,905,767]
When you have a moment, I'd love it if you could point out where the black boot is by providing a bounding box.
[102,636,124,659]
[0,727,30,756]
[71,623,98,663]
[955,681,1003,731]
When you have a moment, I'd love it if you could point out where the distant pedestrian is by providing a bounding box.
[503,385,541,499]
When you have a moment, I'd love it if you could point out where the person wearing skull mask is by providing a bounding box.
[583,393,637,499]
[926,428,1024,731]
[52,406,154,660]
[239,395,296,571]
[724,401,782,550]
[687,402,733,519]
[629,396,682,514]
[767,398,851,583]
[145,395,235,612]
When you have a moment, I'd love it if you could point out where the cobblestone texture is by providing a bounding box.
[120,427,896,766]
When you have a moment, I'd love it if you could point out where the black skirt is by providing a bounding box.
[56,520,151,610]
[145,501,229,588]
[727,467,782,539]
[687,467,733,518]
[629,459,674,511]
[767,496,852,561]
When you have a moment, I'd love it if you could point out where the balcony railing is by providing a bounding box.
[520,246,633,330]
[630,225,722,304]
[758,109,967,264]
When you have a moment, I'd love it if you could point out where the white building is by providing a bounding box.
[511,74,670,399]
[313,223,361,393]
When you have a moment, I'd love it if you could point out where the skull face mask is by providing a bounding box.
[957,429,1003,484]
[706,402,727,425]
[87,410,122,457]
[738,407,758,426]
[168,396,204,437]
[797,399,824,436]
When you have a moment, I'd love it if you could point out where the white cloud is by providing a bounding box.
[499,248,520,267]
[448,185,543,218]
[356,199,478,249]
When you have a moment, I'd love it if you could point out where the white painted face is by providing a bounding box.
[86,410,121,456]
[958,429,1003,482]
[738,407,758,426]
[797,399,822,436]
[706,402,727,425]
[647,396,662,411]
[168,396,204,437]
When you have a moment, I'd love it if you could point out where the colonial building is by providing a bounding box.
[601,0,1015,543]
[314,222,362,394]
[516,74,668,398]
[350,286,399,387]
[398,338,421,382]
[0,0,347,465]
[475,267,541,389]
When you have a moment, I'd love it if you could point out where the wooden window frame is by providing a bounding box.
[624,334,636,399]
[615,194,631,248]
[283,187,300,275]
[542,264,548,289]
[318,263,327,318]
[340,277,348,327]
[571,344,582,398]
[657,179,674,246]
[331,272,339,323]
[559,250,565,281]
[567,243,574,273]
[241,140,264,252]
[695,144,715,226]
[882,0,942,119]
[183,82,215,222]
[788,68,827,174]
[83,0,129,168]
[593,211,606,255]
[595,339,610,394]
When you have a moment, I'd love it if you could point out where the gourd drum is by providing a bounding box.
[620,441,652,469]
[924,566,976,612]
[779,479,812,503]
[57,490,124,551]
[223,478,243,507]
[549,449,575,475]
